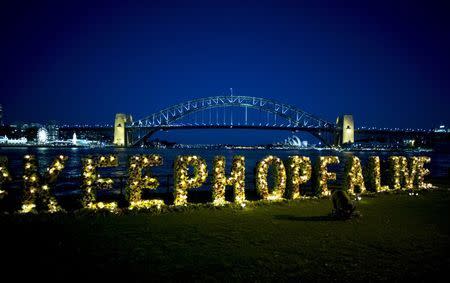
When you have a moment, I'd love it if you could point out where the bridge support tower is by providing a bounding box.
[335,114,354,145]
[114,113,133,146]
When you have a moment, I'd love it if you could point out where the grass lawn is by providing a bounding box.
[1,189,449,282]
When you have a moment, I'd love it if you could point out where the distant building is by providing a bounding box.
[46,122,59,141]
[434,125,447,133]
[0,136,27,145]
[283,135,308,147]
[20,123,42,130]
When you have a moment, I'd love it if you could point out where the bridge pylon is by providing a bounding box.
[114,113,133,146]
[335,114,354,146]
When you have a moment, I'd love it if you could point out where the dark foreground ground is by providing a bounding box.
[1,188,449,282]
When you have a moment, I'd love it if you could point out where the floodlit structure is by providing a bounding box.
[336,115,354,144]
[114,113,133,146]
[0,136,27,144]
[284,135,308,147]
[72,132,77,145]
[37,128,49,144]
[434,125,447,133]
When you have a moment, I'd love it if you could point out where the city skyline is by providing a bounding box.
[1,1,449,134]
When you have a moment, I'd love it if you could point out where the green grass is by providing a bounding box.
[1,190,449,282]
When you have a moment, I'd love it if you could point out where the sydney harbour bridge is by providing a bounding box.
[60,95,448,147]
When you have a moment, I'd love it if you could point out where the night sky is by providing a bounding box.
[1,1,449,143]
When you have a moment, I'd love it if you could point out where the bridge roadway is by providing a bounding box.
[60,124,445,135]
[59,125,449,146]
[130,124,333,131]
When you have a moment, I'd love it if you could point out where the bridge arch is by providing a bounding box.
[131,95,334,128]
[124,95,337,146]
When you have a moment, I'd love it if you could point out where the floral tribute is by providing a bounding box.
[342,156,366,195]
[389,156,413,190]
[0,154,434,214]
[0,156,12,199]
[314,156,340,197]
[413,156,432,189]
[389,156,432,190]
[365,156,389,192]
[212,155,246,206]
[285,156,312,199]
[126,155,164,210]
[255,155,286,201]
[21,155,67,213]
[81,155,118,212]
[173,155,208,206]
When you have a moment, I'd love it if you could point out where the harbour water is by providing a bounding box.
[1,146,449,191]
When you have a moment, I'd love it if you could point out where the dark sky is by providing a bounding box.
[1,0,449,143]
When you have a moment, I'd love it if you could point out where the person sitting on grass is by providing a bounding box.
[331,189,356,219]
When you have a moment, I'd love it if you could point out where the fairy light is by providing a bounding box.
[414,156,432,189]
[173,155,208,206]
[342,156,366,195]
[0,156,12,199]
[212,155,246,206]
[286,156,311,199]
[365,156,389,192]
[86,201,118,212]
[388,156,433,190]
[0,153,436,214]
[81,155,118,212]
[314,156,339,197]
[411,156,432,189]
[255,155,286,201]
[388,156,405,190]
[388,156,424,190]
[126,154,165,210]
[20,155,67,213]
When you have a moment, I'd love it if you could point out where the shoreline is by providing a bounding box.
[0,144,435,152]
